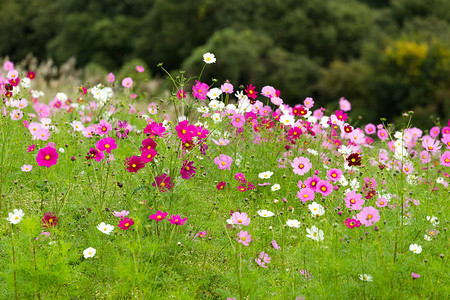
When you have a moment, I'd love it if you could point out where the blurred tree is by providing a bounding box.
[182,28,322,103]
[0,0,61,63]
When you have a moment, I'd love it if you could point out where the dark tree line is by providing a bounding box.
[1,0,450,126]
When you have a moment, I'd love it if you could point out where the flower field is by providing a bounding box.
[0,54,449,299]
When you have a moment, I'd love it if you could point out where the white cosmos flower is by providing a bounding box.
[280,114,295,126]
[426,216,439,226]
[424,235,431,241]
[306,225,324,241]
[258,171,274,179]
[271,184,281,191]
[70,121,84,132]
[359,274,373,282]
[211,113,222,123]
[203,52,216,64]
[308,202,325,217]
[97,222,114,235]
[7,209,25,224]
[207,88,222,100]
[286,219,300,228]
[83,247,96,258]
[409,244,422,254]
[257,210,275,217]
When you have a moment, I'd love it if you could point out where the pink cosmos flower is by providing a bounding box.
[255,251,271,268]
[441,151,450,167]
[168,214,187,226]
[28,144,36,152]
[236,230,252,246]
[261,86,276,98]
[192,81,209,100]
[113,210,130,218]
[419,150,431,164]
[365,124,376,135]
[136,65,144,73]
[231,113,245,128]
[4,60,14,71]
[356,206,380,226]
[411,273,420,279]
[35,128,50,141]
[375,197,388,208]
[316,180,333,197]
[21,164,33,172]
[303,97,314,109]
[403,162,414,174]
[339,97,351,111]
[213,138,229,146]
[121,77,133,88]
[96,137,117,154]
[291,157,312,175]
[441,135,450,149]
[231,212,250,226]
[271,240,280,250]
[297,188,315,202]
[327,168,342,182]
[118,217,134,230]
[107,73,115,82]
[430,126,440,138]
[422,138,441,153]
[149,211,168,221]
[10,109,23,120]
[96,119,112,135]
[221,82,234,94]
[235,173,246,182]
[345,190,365,210]
[36,146,59,168]
[214,154,232,170]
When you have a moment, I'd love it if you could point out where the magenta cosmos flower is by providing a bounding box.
[42,212,58,228]
[214,154,232,170]
[96,137,117,154]
[152,173,173,192]
[86,148,105,162]
[192,81,209,100]
[36,146,59,168]
[236,230,252,246]
[180,160,196,179]
[118,217,134,230]
[175,120,196,142]
[124,156,145,173]
[140,147,157,163]
[231,212,250,226]
[356,206,380,226]
[149,211,168,221]
[345,190,365,210]
[291,157,312,175]
[344,218,361,229]
[168,214,187,226]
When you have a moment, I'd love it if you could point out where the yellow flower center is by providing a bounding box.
[105,144,110,148]
[124,223,129,227]
[45,155,50,160]
[132,164,136,168]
